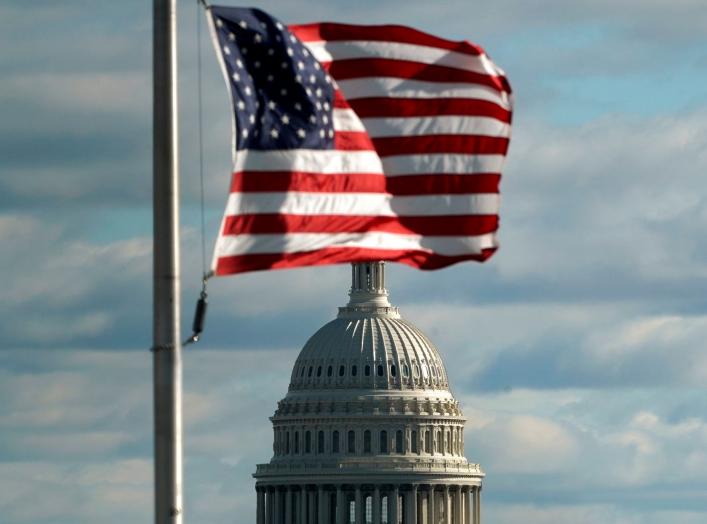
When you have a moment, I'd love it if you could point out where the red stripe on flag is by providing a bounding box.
[230,171,387,193]
[222,214,499,236]
[215,246,496,275]
[372,135,510,157]
[333,131,375,150]
[348,97,512,122]
[230,171,500,195]
[386,173,500,195]
[289,23,485,56]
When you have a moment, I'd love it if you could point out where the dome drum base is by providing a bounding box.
[254,481,482,524]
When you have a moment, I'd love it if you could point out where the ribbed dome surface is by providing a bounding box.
[289,315,449,391]
[288,262,450,392]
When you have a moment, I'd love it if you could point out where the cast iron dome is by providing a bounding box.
[253,262,484,524]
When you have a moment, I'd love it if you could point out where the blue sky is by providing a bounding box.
[1,0,707,523]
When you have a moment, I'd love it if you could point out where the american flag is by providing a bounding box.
[208,6,512,276]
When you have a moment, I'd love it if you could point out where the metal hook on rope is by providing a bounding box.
[184,273,212,346]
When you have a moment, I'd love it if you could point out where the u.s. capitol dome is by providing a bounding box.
[253,262,483,524]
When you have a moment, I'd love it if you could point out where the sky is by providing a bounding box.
[1,0,706,523]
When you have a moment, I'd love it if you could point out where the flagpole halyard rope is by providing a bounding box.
[184,0,211,346]
[197,0,207,280]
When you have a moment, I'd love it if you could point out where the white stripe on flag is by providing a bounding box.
[382,153,507,176]
[360,115,511,138]
[224,192,500,216]
[215,231,498,256]
[333,108,367,132]
[305,40,501,76]
[233,149,383,173]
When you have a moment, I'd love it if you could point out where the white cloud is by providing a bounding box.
[1,73,149,117]
[488,504,707,524]
[460,387,707,497]
[472,414,579,473]
[499,111,707,287]
[0,460,151,524]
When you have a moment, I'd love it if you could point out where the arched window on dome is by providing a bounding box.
[327,365,333,377]
[365,364,371,376]
[332,430,340,453]
[377,364,384,377]
[316,366,322,377]
[294,431,300,454]
[318,430,324,453]
[363,430,371,453]
[390,365,397,377]
[351,365,357,377]
[308,366,313,377]
[413,364,419,378]
[435,429,441,453]
[300,367,305,377]
[305,431,311,453]
[339,365,345,377]
[402,364,409,378]
[286,431,290,454]
[411,430,418,453]
[395,430,403,453]
[379,430,388,453]
[347,430,356,453]
[424,430,431,453]
[445,429,450,453]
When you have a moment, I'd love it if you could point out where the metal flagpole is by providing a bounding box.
[152,0,183,523]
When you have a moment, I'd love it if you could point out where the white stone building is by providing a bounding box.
[254,262,483,523]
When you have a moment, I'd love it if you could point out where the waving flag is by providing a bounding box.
[208,6,512,275]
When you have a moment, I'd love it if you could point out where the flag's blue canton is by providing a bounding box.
[212,7,335,151]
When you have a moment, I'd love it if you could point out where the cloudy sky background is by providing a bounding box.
[2,0,707,522]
